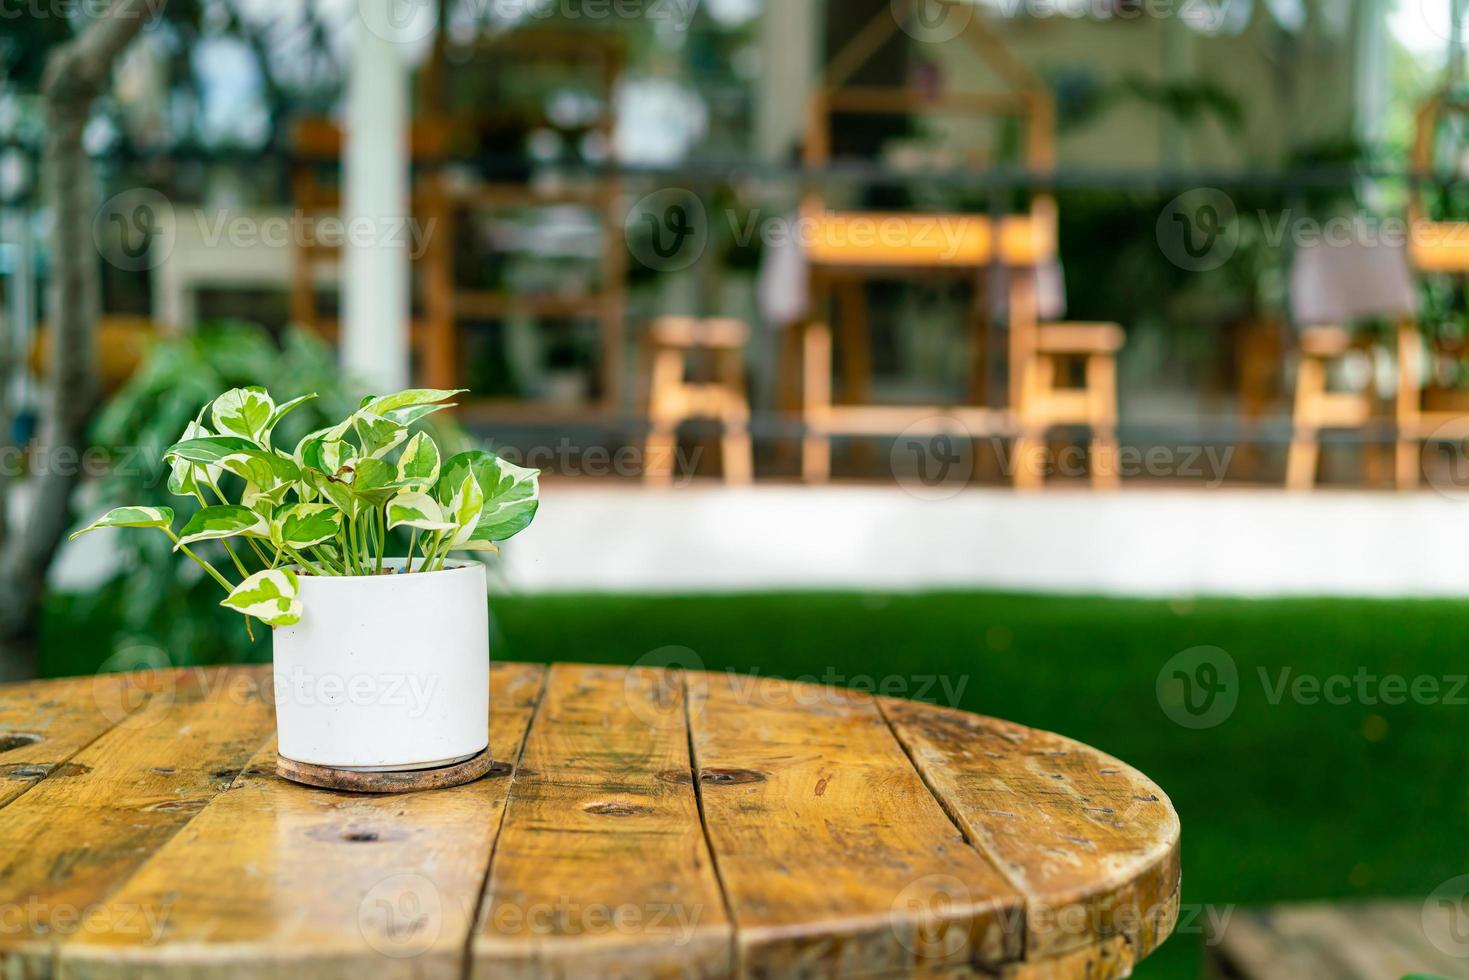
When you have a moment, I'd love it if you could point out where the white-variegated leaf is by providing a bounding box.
[474,456,540,542]
[267,393,318,431]
[354,411,408,459]
[70,506,174,540]
[210,387,276,445]
[175,506,269,548]
[362,388,466,415]
[386,492,455,532]
[242,482,292,517]
[395,433,441,491]
[220,568,301,627]
[167,421,218,496]
[448,472,484,547]
[272,503,342,549]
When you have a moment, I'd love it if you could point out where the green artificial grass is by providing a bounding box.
[41,591,1469,979]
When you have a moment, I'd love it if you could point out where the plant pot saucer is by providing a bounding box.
[276,747,501,794]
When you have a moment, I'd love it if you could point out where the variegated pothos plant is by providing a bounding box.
[72,387,539,630]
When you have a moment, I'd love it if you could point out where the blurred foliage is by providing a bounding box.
[79,321,468,666]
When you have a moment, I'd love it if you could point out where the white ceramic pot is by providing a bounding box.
[272,560,489,771]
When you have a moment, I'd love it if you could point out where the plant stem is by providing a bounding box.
[374,507,385,575]
[164,530,235,593]
[404,529,418,574]
[284,546,326,577]
[310,545,345,575]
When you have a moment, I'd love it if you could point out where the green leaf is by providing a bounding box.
[70,506,175,540]
[447,472,484,547]
[348,456,399,505]
[383,403,455,427]
[175,506,269,548]
[267,393,318,430]
[362,388,466,415]
[242,482,292,517]
[396,433,441,491]
[209,387,276,445]
[474,455,541,542]
[272,503,342,549]
[386,492,455,532]
[166,420,215,497]
[166,435,259,465]
[220,568,301,627]
[354,411,408,459]
[438,451,540,542]
[165,436,299,489]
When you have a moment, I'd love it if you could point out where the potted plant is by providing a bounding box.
[72,386,539,777]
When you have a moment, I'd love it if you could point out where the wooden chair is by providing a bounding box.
[1013,322,1123,489]
[1283,240,1417,491]
[1398,93,1469,486]
[795,2,1124,488]
[1285,326,1376,491]
[645,317,753,485]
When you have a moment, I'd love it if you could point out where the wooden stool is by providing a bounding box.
[645,317,753,485]
[1013,322,1124,489]
[1285,325,1375,491]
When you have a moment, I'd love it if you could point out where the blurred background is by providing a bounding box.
[3,0,1469,976]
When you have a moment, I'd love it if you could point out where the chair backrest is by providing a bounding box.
[1290,238,1418,328]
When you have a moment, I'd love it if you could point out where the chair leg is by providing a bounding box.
[802,321,833,483]
[1013,432,1047,490]
[645,424,678,485]
[1286,356,1324,492]
[1086,354,1120,490]
[1395,438,1420,490]
[722,429,754,485]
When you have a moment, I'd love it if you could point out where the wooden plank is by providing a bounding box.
[0,672,166,810]
[687,672,1024,977]
[471,664,731,979]
[0,666,276,975]
[880,699,1181,965]
[54,662,546,980]
[1208,902,1469,980]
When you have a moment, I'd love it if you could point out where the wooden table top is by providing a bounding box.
[0,663,1180,979]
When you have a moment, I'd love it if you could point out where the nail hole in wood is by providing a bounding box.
[0,765,48,779]
[0,732,42,754]
[699,768,765,785]
[342,830,380,843]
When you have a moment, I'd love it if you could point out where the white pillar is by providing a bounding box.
[757,0,820,163]
[343,0,411,394]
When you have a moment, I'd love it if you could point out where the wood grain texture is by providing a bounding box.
[879,698,1181,968]
[0,672,162,810]
[686,671,1026,977]
[1208,901,1469,980]
[0,665,1180,979]
[0,667,276,977]
[52,662,546,980]
[472,663,731,979]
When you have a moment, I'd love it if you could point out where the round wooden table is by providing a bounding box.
[0,664,1179,978]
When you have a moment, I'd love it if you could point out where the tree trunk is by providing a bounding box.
[0,0,163,683]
